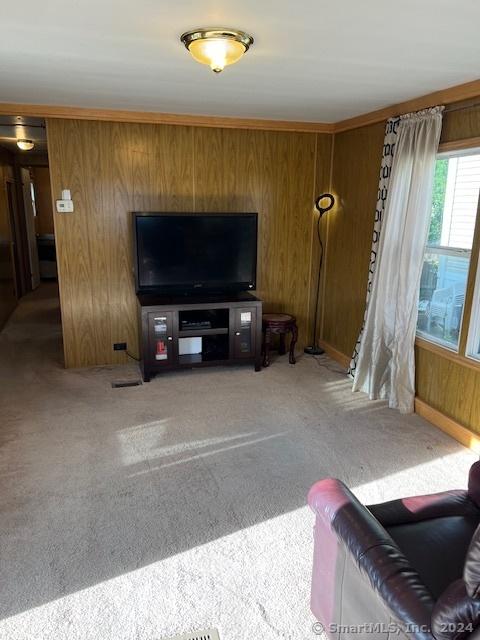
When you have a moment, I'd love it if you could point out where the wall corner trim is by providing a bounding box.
[318,339,351,369]
[414,397,480,453]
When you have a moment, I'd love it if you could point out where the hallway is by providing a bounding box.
[1,282,63,371]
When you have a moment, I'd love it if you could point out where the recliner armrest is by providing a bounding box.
[308,478,435,639]
[368,490,477,528]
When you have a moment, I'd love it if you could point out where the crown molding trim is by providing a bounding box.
[334,79,480,133]
[0,102,335,134]
[0,78,478,135]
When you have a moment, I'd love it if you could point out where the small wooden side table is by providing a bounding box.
[262,313,298,367]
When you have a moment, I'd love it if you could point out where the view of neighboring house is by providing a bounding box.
[418,152,480,348]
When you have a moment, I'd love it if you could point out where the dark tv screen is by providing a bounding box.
[134,213,258,294]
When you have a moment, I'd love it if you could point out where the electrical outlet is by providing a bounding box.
[113,342,127,351]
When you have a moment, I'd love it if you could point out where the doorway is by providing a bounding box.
[0,115,63,364]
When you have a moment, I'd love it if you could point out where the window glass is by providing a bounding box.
[467,257,480,361]
[417,152,480,350]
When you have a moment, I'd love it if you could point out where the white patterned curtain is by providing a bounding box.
[350,107,444,413]
[349,117,400,378]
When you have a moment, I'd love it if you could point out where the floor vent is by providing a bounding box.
[165,630,220,640]
[111,379,142,388]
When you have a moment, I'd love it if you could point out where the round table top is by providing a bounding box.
[262,313,296,324]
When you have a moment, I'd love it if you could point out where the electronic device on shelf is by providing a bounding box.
[133,212,258,296]
[180,320,212,330]
[134,212,262,380]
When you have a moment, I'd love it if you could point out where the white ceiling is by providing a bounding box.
[1,0,479,123]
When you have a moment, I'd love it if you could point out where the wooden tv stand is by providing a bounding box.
[137,292,263,381]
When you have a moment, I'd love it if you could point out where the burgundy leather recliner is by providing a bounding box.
[308,462,480,639]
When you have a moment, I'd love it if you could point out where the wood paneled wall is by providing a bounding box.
[322,122,385,356]
[415,347,480,432]
[32,167,54,235]
[321,101,480,434]
[310,135,334,345]
[415,103,480,432]
[47,103,480,433]
[47,119,332,368]
[0,148,16,329]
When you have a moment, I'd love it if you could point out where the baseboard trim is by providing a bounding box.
[414,398,480,453]
[317,340,480,453]
[319,340,480,455]
[318,340,351,369]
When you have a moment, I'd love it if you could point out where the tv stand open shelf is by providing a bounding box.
[137,292,263,381]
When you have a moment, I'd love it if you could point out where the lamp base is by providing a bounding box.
[304,345,325,356]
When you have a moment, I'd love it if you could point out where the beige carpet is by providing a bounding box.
[0,284,476,640]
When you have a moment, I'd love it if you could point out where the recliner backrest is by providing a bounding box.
[431,524,480,639]
[465,525,480,599]
[468,462,480,509]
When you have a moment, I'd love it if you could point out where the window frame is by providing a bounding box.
[466,245,480,362]
[416,144,480,359]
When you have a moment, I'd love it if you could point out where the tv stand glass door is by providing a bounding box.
[232,308,256,358]
[148,312,175,367]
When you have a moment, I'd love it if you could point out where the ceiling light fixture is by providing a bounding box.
[17,139,34,151]
[180,28,254,73]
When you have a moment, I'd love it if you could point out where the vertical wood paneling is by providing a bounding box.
[98,122,134,365]
[48,120,97,367]
[416,103,480,433]
[47,120,195,367]
[48,120,324,367]
[320,101,480,434]
[31,167,54,235]
[284,134,317,338]
[193,127,319,346]
[441,104,480,144]
[45,102,480,435]
[322,122,385,356]
[415,347,480,432]
[309,134,333,345]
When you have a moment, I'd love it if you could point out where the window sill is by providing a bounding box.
[416,331,459,353]
[415,336,480,373]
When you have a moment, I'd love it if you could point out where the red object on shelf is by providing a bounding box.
[156,340,167,360]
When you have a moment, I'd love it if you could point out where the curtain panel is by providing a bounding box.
[349,116,400,378]
[350,106,444,413]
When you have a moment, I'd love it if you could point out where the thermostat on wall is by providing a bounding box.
[56,189,74,213]
[56,200,74,213]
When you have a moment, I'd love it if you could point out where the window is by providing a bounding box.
[467,264,480,361]
[30,182,37,217]
[416,149,480,351]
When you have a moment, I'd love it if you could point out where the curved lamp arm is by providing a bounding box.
[315,193,335,217]
[304,193,336,355]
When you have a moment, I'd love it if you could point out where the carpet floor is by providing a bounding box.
[0,283,476,640]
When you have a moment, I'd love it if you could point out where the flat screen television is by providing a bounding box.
[133,212,258,295]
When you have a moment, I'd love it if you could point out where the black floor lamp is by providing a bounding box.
[304,193,335,356]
